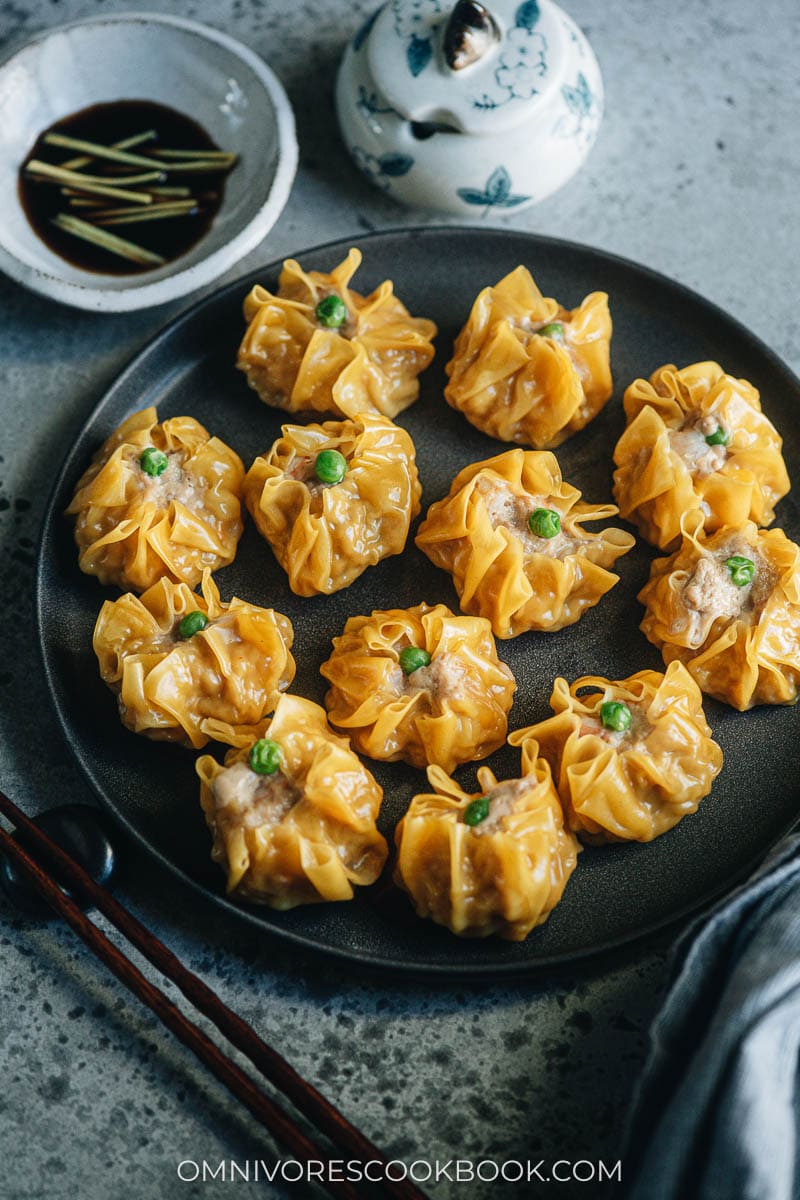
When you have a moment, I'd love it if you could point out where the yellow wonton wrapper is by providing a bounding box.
[639,519,800,710]
[67,407,244,592]
[613,361,790,550]
[415,449,635,638]
[243,413,421,596]
[94,571,295,749]
[394,762,579,941]
[509,663,723,843]
[196,695,388,909]
[320,602,516,773]
[444,265,612,449]
[237,247,437,419]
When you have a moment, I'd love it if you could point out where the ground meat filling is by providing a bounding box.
[403,653,465,704]
[286,454,324,493]
[468,778,530,836]
[579,703,652,751]
[678,534,775,645]
[212,759,300,829]
[668,412,728,479]
[476,477,578,558]
[137,450,203,510]
[285,452,349,500]
[510,315,559,335]
[509,315,586,378]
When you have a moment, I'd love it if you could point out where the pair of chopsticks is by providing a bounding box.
[0,790,427,1200]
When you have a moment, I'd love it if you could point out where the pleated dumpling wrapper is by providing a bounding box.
[444,265,612,449]
[639,517,800,710]
[613,361,790,550]
[66,407,245,592]
[94,571,295,749]
[394,762,579,941]
[243,413,421,596]
[415,449,635,639]
[509,663,723,843]
[320,602,516,773]
[237,247,437,419]
[196,696,388,909]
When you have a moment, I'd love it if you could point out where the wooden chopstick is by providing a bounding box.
[0,826,364,1200]
[0,791,427,1200]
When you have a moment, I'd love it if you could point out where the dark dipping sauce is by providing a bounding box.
[18,100,233,276]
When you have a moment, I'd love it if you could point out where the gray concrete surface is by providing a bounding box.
[1,0,797,1196]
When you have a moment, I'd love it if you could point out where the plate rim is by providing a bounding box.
[35,223,800,976]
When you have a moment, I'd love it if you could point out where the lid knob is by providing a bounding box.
[443,0,500,71]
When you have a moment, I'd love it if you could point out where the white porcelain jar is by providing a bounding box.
[335,0,603,214]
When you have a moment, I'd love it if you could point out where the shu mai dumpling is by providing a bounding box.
[639,518,800,710]
[509,663,723,843]
[320,603,515,773]
[196,695,388,909]
[237,247,437,419]
[394,762,579,940]
[444,266,612,449]
[67,407,244,592]
[94,571,295,748]
[613,361,790,550]
[243,413,421,596]
[415,449,635,639]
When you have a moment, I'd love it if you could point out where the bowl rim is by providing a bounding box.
[0,10,298,313]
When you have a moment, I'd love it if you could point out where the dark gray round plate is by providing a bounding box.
[36,227,800,975]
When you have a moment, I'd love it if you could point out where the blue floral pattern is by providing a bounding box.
[456,166,531,212]
[391,0,443,76]
[472,1,548,111]
[553,71,599,146]
[356,85,402,134]
[352,145,415,192]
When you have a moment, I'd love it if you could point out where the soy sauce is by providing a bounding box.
[19,100,232,276]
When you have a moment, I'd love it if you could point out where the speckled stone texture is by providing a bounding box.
[0,1,797,1196]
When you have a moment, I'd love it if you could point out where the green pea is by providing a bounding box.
[538,322,564,340]
[314,449,348,485]
[600,701,632,732]
[399,646,431,676]
[725,555,755,587]
[139,446,168,477]
[464,796,490,826]
[705,426,730,447]
[249,738,283,775]
[528,507,561,539]
[178,610,208,639]
[315,294,348,328]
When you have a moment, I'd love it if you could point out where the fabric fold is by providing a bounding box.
[624,836,800,1200]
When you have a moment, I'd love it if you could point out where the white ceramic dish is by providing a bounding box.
[336,0,602,214]
[0,12,298,312]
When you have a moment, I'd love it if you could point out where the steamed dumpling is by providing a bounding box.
[395,762,579,940]
[243,412,421,595]
[638,517,800,709]
[613,361,790,550]
[320,602,516,773]
[196,695,388,908]
[93,571,295,748]
[67,407,244,592]
[237,247,437,419]
[416,449,634,638]
[444,266,612,449]
[509,663,723,843]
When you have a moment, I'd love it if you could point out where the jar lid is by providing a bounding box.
[367,0,569,134]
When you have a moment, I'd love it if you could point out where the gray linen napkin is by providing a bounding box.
[623,834,800,1200]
